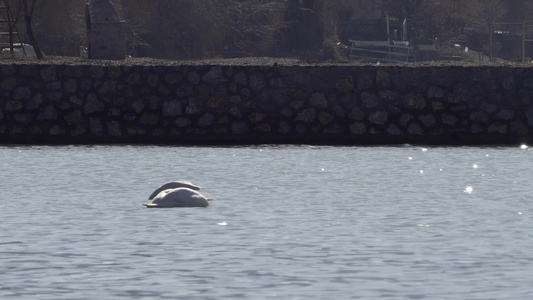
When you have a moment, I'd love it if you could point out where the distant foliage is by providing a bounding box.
[10,0,533,59]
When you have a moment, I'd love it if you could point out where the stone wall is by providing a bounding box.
[1,63,533,145]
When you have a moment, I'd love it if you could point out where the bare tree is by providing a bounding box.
[115,0,157,56]
[19,0,43,58]
[320,0,357,41]
[1,0,21,54]
[480,0,506,24]
[222,0,287,54]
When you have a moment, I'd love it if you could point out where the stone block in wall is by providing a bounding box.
[323,124,344,135]
[29,125,41,135]
[340,94,358,109]
[289,100,305,111]
[1,77,17,91]
[319,111,334,126]
[147,74,159,88]
[248,113,267,124]
[165,73,181,85]
[349,108,365,121]
[231,120,249,135]
[64,79,78,94]
[441,114,459,126]
[148,96,160,110]
[469,111,490,123]
[431,101,445,112]
[88,67,105,79]
[404,93,426,110]
[510,121,529,135]
[5,100,23,111]
[140,113,159,125]
[310,93,328,109]
[174,117,191,128]
[46,92,63,103]
[40,67,57,82]
[14,113,33,125]
[84,94,106,114]
[407,122,424,135]
[249,73,267,93]
[234,71,248,86]
[186,71,201,85]
[502,75,516,90]
[39,105,58,121]
[64,110,84,125]
[378,90,399,102]
[269,77,289,88]
[1,65,16,76]
[126,72,142,85]
[399,114,414,127]
[362,92,379,109]
[177,84,193,98]
[376,69,390,89]
[350,122,366,135]
[107,121,122,137]
[296,108,316,123]
[497,109,515,120]
[254,123,271,133]
[89,117,104,136]
[368,111,388,125]
[295,124,308,134]
[203,67,226,84]
[418,114,436,128]
[277,120,291,134]
[46,81,62,91]
[488,122,508,134]
[427,86,444,99]
[71,126,87,137]
[14,87,31,100]
[162,101,182,117]
[357,73,373,90]
[27,94,43,110]
[198,112,215,127]
[49,125,66,136]
[206,96,227,109]
[387,124,404,135]
[291,86,308,99]
[185,99,203,115]
[336,75,355,93]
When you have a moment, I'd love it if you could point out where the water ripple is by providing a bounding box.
[0,145,532,299]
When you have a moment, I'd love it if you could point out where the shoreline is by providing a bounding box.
[1,55,532,68]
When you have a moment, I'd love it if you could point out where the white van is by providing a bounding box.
[1,43,43,57]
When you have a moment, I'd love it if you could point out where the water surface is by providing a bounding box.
[1,145,532,299]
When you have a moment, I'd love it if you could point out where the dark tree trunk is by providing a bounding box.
[22,0,43,59]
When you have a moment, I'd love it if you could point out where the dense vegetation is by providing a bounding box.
[4,0,533,59]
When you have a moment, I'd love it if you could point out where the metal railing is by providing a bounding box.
[349,40,416,63]
[490,21,533,63]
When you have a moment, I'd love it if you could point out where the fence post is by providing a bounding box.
[490,23,493,62]
[523,22,526,63]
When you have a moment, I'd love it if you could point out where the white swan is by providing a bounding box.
[148,181,201,200]
[142,187,209,208]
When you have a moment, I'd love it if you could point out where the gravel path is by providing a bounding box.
[0,55,531,68]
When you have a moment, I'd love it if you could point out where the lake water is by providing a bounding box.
[0,144,532,299]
